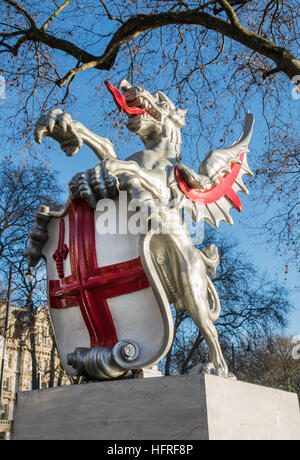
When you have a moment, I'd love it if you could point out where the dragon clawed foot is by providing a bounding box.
[34,108,83,157]
[69,163,119,208]
[201,361,236,380]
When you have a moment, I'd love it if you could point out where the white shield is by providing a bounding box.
[42,196,173,376]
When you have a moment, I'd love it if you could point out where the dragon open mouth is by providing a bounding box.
[104,80,162,122]
[175,153,245,212]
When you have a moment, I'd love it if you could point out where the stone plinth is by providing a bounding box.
[13,374,300,440]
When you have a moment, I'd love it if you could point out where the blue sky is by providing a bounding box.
[0,4,298,336]
[27,73,299,336]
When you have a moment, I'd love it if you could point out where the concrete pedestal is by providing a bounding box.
[13,374,300,440]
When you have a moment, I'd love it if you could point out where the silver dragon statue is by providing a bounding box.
[26,79,254,379]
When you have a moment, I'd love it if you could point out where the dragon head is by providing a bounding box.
[105,80,186,159]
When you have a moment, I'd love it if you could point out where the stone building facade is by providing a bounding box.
[0,303,71,440]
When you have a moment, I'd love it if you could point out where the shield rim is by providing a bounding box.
[44,197,174,373]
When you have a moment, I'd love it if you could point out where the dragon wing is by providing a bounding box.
[172,113,255,228]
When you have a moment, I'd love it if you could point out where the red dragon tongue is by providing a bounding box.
[104,80,147,116]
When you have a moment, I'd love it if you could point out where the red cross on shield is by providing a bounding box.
[43,198,173,376]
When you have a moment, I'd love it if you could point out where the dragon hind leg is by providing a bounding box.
[187,298,232,378]
[173,249,234,379]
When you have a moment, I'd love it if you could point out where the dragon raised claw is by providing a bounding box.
[27,79,254,379]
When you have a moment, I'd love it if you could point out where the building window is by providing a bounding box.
[41,359,46,372]
[37,326,48,344]
[3,377,9,391]
[0,404,8,420]
[8,354,13,369]
[38,333,43,343]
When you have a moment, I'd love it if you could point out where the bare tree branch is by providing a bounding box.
[49,8,300,85]
[1,3,299,87]
[41,0,72,31]
[217,0,241,26]
[3,0,37,29]
[98,0,124,24]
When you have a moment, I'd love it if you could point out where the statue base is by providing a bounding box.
[13,374,300,440]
